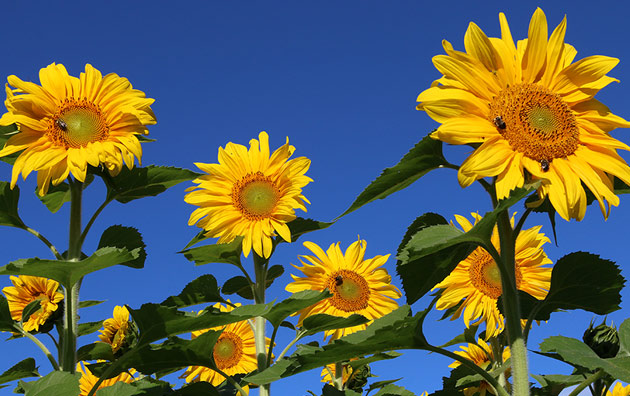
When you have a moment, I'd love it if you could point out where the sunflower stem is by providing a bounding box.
[22,226,63,260]
[20,327,60,371]
[567,370,606,396]
[253,252,270,396]
[61,179,83,373]
[333,362,343,390]
[496,208,530,396]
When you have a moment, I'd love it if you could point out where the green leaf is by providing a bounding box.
[183,231,211,250]
[263,290,331,328]
[0,295,17,332]
[366,379,403,395]
[525,194,557,245]
[322,384,362,396]
[180,238,243,267]
[161,274,225,308]
[619,318,630,357]
[347,352,402,370]
[397,183,539,304]
[539,336,630,381]
[97,225,146,269]
[106,165,200,203]
[246,306,426,384]
[77,342,114,362]
[525,252,624,321]
[222,276,253,300]
[0,124,19,165]
[173,382,220,396]
[21,300,41,324]
[20,371,80,396]
[302,314,370,336]
[38,175,93,213]
[0,358,39,386]
[0,247,140,288]
[338,134,448,218]
[374,384,416,396]
[266,265,284,289]
[78,321,105,337]
[531,374,583,392]
[285,218,334,243]
[79,300,106,309]
[129,302,272,346]
[0,181,25,228]
[437,325,479,349]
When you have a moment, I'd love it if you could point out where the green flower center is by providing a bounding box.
[213,331,243,369]
[48,99,109,148]
[232,172,280,220]
[329,270,370,312]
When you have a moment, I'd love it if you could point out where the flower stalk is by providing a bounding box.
[253,252,270,396]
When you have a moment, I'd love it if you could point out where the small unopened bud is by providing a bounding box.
[583,320,620,359]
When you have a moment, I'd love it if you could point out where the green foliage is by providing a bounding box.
[78,300,106,309]
[0,247,140,288]
[263,290,331,328]
[97,225,147,269]
[531,374,584,396]
[322,384,362,396]
[302,314,370,336]
[619,319,630,357]
[38,175,93,213]
[339,134,448,218]
[0,181,25,228]
[539,336,630,381]
[18,371,80,396]
[77,342,114,362]
[347,352,402,370]
[0,124,19,165]
[285,217,334,243]
[222,276,253,299]
[180,238,243,267]
[172,382,221,395]
[0,295,17,332]
[161,274,225,308]
[78,321,105,337]
[0,358,39,387]
[373,384,417,396]
[104,165,200,204]
[20,300,41,324]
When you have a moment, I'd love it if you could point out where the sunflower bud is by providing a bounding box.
[583,320,619,359]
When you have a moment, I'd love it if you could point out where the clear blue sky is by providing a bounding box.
[0,0,628,394]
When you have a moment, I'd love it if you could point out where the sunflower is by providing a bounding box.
[77,361,135,396]
[181,302,266,391]
[320,358,356,385]
[416,8,630,221]
[185,131,311,259]
[608,382,630,396]
[286,238,402,340]
[98,305,132,354]
[2,275,63,332]
[433,213,551,338]
[0,63,156,195]
[450,339,511,396]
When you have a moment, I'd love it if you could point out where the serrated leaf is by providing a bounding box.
[539,336,630,381]
[78,321,105,337]
[20,371,80,396]
[0,358,39,385]
[302,314,370,336]
[21,300,41,324]
[0,247,140,288]
[525,252,624,321]
[285,218,334,243]
[531,373,583,389]
[397,183,539,304]
[338,134,448,218]
[374,384,416,396]
[97,225,146,269]
[79,300,106,309]
[347,352,402,370]
[77,342,114,362]
[222,276,253,299]
[263,290,331,329]
[0,124,20,165]
[0,182,25,229]
[106,165,200,203]
[619,318,630,357]
[161,274,225,308]
[180,238,243,267]
[322,384,362,396]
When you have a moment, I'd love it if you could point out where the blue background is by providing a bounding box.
[0,0,628,394]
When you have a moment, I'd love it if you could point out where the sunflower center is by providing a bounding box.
[213,331,243,370]
[468,247,523,299]
[328,270,371,312]
[47,99,109,149]
[231,172,280,220]
[489,83,579,162]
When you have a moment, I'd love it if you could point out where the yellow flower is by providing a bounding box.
[286,238,402,340]
[181,302,266,391]
[433,213,551,338]
[98,305,131,353]
[185,131,311,258]
[320,359,356,385]
[607,382,630,396]
[0,63,156,195]
[450,339,510,396]
[77,361,135,396]
[2,275,63,332]
[416,8,630,221]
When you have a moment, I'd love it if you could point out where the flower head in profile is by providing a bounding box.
[77,361,135,396]
[286,238,402,340]
[417,8,630,221]
[2,275,63,332]
[433,213,551,338]
[320,358,357,385]
[0,63,156,195]
[185,131,311,258]
[98,305,133,354]
[607,382,630,396]
[181,302,266,390]
[450,339,510,396]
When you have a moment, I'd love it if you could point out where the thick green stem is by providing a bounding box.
[333,362,343,390]
[496,209,529,396]
[61,179,83,373]
[253,252,270,396]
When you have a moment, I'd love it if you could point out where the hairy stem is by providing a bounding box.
[253,252,270,396]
